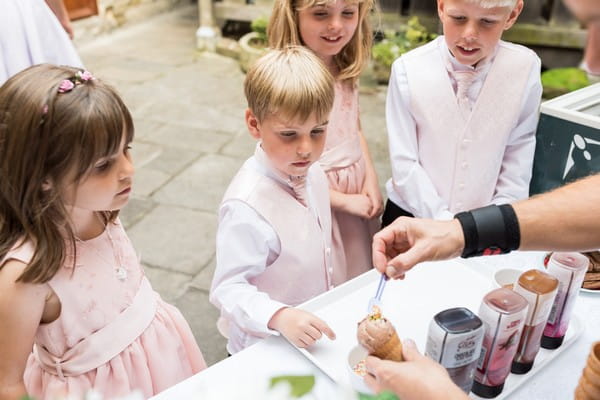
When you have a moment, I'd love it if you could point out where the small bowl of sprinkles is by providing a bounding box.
[347,345,374,394]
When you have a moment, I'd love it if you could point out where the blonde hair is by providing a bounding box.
[268,0,374,83]
[0,64,134,283]
[464,0,518,8]
[244,46,335,124]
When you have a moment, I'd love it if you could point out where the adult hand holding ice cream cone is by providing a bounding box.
[268,307,336,348]
[364,339,469,400]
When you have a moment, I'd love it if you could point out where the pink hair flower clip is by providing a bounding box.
[58,79,75,93]
[57,70,95,94]
[77,70,94,82]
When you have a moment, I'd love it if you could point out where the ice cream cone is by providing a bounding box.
[357,307,403,362]
[370,329,403,361]
[586,342,600,375]
[578,373,600,399]
[574,342,600,400]
[583,366,600,388]
[575,384,588,400]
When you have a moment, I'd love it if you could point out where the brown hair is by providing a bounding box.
[244,46,335,123]
[0,64,134,283]
[268,0,375,83]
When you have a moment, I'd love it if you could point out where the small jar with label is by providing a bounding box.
[425,307,484,393]
[542,252,589,349]
[473,288,528,398]
[511,269,559,374]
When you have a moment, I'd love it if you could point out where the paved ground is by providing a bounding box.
[76,4,390,366]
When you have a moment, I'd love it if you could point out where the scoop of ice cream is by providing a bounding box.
[355,306,403,362]
[357,307,397,353]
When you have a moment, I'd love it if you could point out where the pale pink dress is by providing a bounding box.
[320,81,379,284]
[3,219,205,399]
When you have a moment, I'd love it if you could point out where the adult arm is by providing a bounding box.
[372,174,600,278]
[44,0,74,39]
[516,174,600,251]
[0,261,47,400]
[492,55,542,205]
[386,59,454,220]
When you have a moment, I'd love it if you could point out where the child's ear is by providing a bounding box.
[437,0,445,20]
[245,109,262,140]
[503,0,523,30]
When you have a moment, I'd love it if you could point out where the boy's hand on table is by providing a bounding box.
[268,307,336,348]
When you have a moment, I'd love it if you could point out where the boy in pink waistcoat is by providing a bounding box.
[210,47,338,354]
[382,0,543,225]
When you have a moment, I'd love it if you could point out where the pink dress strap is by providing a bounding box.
[33,276,158,378]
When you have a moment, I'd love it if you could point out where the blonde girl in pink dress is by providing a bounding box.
[269,0,382,282]
[0,65,206,400]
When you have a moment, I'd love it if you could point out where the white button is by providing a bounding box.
[459,183,465,190]
[461,162,468,169]
[328,267,333,273]
[331,285,335,289]
[325,248,331,256]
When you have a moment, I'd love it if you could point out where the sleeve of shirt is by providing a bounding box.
[386,59,454,220]
[492,54,542,205]
[209,200,287,337]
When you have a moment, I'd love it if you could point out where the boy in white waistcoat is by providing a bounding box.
[210,47,338,354]
[382,0,542,225]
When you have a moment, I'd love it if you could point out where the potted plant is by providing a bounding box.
[239,16,269,73]
[371,17,437,84]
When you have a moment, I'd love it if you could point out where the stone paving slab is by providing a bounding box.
[126,204,217,275]
[174,288,228,366]
[153,154,244,212]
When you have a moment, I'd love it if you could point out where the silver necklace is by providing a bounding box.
[75,214,128,282]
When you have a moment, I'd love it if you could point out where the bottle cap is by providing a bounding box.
[541,334,565,349]
[511,360,534,374]
[472,380,504,398]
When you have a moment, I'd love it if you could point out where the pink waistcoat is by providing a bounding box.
[221,163,334,306]
[403,40,535,213]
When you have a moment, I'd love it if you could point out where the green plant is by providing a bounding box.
[251,16,269,45]
[372,17,437,69]
[541,67,590,99]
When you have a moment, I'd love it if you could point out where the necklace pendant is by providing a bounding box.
[115,266,127,281]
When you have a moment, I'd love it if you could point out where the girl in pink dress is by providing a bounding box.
[0,64,206,399]
[269,0,382,283]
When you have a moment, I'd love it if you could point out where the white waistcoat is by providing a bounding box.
[403,40,535,213]
[221,164,333,306]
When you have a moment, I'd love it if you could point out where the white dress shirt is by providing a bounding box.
[210,156,325,354]
[385,37,542,219]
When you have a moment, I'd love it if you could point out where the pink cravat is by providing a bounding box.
[452,70,478,116]
[254,144,308,206]
[288,175,308,207]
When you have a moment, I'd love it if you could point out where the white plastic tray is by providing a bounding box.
[294,260,584,399]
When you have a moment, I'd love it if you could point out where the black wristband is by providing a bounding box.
[455,204,520,258]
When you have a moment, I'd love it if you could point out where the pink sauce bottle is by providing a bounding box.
[472,288,528,398]
[511,269,559,374]
[542,252,589,349]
